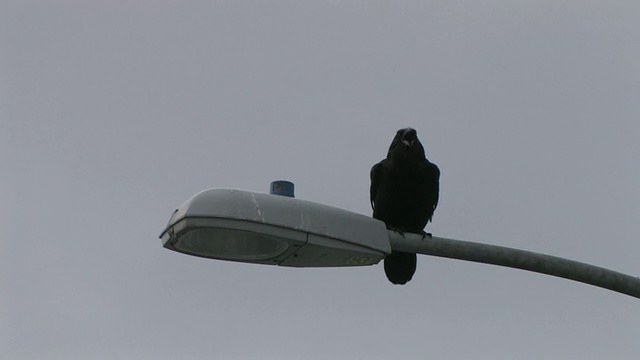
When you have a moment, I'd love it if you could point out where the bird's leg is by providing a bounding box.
[420,231,432,240]
[387,226,405,237]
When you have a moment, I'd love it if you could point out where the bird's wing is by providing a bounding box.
[370,160,384,211]
[428,162,441,213]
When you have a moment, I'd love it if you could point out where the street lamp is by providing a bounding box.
[160,184,640,299]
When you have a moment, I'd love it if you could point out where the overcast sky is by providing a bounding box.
[2,1,639,359]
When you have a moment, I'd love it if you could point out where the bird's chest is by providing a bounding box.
[378,167,426,203]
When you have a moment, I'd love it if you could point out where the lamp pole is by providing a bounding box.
[389,231,640,299]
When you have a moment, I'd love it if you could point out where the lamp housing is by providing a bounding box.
[160,189,391,267]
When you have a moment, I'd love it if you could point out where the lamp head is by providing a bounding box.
[160,189,391,267]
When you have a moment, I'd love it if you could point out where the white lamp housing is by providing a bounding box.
[160,189,391,267]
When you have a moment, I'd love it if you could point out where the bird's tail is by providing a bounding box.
[384,251,417,285]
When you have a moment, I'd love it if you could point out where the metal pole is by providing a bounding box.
[388,231,640,299]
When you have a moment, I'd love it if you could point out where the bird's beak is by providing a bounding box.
[401,128,416,147]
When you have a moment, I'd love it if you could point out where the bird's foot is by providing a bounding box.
[420,231,432,240]
[387,227,405,237]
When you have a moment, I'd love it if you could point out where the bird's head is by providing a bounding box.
[388,127,426,160]
[399,128,417,147]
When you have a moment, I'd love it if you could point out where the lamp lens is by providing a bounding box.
[174,228,290,261]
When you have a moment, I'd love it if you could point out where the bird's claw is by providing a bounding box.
[388,227,405,237]
[421,231,432,240]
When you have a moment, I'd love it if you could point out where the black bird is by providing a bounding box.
[370,128,440,285]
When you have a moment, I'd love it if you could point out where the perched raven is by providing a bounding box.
[370,128,440,285]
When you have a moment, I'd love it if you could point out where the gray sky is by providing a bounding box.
[2,1,639,359]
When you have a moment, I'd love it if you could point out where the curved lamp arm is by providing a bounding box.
[389,231,640,299]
